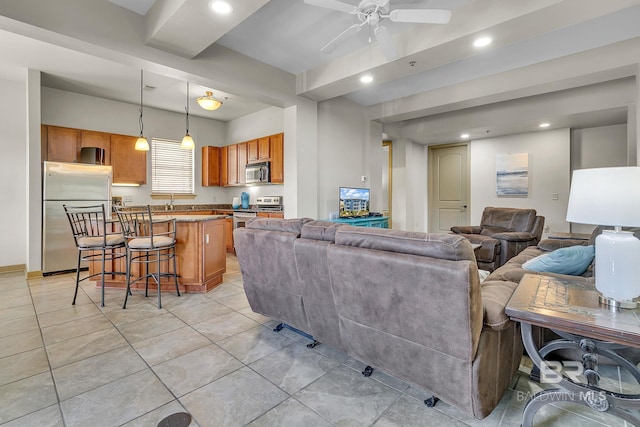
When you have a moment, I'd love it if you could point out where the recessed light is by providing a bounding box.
[460,133,470,139]
[360,75,374,84]
[209,1,233,14]
[539,122,550,128]
[473,36,492,48]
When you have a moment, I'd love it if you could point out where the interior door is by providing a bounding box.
[429,144,469,233]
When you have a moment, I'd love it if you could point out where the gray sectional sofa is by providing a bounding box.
[234,218,523,419]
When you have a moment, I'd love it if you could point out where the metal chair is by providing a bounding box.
[63,204,127,307]
[115,205,180,309]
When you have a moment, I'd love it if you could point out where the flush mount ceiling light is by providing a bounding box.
[473,36,492,48]
[539,122,551,128]
[181,82,195,150]
[134,69,149,151]
[460,133,470,139]
[196,91,223,111]
[209,1,233,14]
[360,74,374,84]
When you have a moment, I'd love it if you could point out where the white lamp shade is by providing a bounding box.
[135,136,149,151]
[181,134,195,150]
[566,167,640,227]
[196,92,222,111]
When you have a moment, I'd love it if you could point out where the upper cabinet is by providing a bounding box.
[201,146,221,187]
[42,125,147,185]
[213,132,284,187]
[111,134,146,185]
[80,130,111,165]
[270,133,284,184]
[45,125,79,163]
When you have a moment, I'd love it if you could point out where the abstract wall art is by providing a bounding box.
[496,153,529,196]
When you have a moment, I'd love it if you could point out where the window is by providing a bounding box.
[151,138,194,194]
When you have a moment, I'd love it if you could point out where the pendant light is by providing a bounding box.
[134,69,150,151]
[196,91,223,111]
[181,81,195,150]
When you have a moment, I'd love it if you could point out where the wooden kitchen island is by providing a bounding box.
[90,214,227,293]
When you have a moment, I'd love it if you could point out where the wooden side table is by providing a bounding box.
[505,274,640,426]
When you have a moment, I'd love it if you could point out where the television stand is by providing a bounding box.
[327,216,389,228]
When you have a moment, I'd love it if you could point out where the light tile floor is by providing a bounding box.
[0,255,638,426]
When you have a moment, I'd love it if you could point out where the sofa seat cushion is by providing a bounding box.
[523,245,595,276]
[480,280,518,331]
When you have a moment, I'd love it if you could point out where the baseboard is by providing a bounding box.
[0,264,25,273]
[26,270,43,279]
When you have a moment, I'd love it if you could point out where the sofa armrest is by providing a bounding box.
[480,280,518,331]
[490,231,536,242]
[451,225,481,234]
[537,238,588,252]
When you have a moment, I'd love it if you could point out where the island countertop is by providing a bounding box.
[152,214,228,222]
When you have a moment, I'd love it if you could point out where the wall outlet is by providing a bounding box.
[361,175,367,182]
[123,195,133,203]
[544,225,550,232]
[552,193,559,200]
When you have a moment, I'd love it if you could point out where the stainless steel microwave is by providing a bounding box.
[246,161,270,183]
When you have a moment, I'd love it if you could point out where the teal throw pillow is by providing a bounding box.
[522,245,595,276]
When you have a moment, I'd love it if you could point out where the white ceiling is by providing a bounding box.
[0,0,637,143]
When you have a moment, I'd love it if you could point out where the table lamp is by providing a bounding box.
[566,167,640,308]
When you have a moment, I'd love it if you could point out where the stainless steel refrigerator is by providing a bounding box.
[42,161,112,274]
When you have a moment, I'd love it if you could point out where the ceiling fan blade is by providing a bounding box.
[321,23,363,53]
[374,26,398,61]
[388,9,452,24]
[304,0,358,14]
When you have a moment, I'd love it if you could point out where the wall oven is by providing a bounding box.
[233,211,257,229]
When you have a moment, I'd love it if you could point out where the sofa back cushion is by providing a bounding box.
[246,217,311,234]
[334,227,476,261]
[480,207,537,232]
[301,220,343,242]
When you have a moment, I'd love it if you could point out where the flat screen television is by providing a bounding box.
[339,187,370,217]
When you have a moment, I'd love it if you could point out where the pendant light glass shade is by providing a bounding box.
[196,91,223,111]
[135,69,149,151]
[181,81,195,150]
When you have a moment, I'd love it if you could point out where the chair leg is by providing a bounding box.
[172,248,180,297]
[100,249,106,308]
[145,253,149,297]
[123,250,132,309]
[156,250,162,309]
[72,251,82,305]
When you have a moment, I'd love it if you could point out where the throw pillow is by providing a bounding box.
[522,245,595,276]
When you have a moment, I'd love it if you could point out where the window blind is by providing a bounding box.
[151,138,194,194]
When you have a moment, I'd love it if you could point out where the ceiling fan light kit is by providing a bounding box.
[197,91,223,111]
[305,0,452,61]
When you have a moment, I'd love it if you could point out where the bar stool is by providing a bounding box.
[63,204,127,307]
[114,205,180,309]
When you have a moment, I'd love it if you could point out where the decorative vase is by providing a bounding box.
[232,197,240,209]
[241,192,249,209]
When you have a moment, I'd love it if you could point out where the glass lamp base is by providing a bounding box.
[598,294,637,309]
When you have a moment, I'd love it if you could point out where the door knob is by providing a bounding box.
[461,205,468,209]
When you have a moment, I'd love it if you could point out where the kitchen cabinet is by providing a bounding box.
[45,125,79,163]
[81,130,111,164]
[225,217,234,253]
[248,137,270,163]
[257,212,284,218]
[111,134,147,185]
[270,133,284,184]
[201,146,221,186]
[222,132,284,186]
[237,142,247,185]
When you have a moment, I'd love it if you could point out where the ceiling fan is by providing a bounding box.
[305,0,452,61]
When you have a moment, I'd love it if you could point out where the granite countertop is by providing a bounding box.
[118,204,282,214]
[151,214,227,222]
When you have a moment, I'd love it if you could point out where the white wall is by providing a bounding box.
[41,87,228,206]
[469,128,571,237]
[0,78,27,267]
[317,97,368,220]
[570,123,629,233]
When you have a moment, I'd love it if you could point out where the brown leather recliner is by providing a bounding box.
[451,207,545,271]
